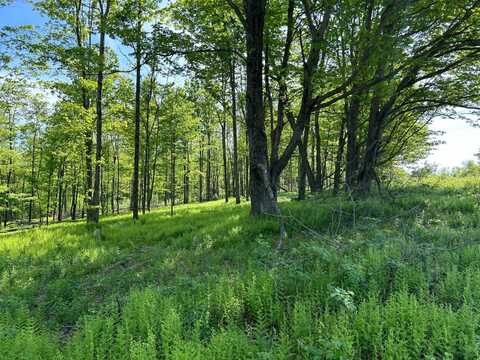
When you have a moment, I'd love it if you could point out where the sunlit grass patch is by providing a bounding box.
[2,178,480,358]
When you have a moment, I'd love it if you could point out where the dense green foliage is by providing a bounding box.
[2,176,480,358]
[1,0,479,225]
[1,1,480,358]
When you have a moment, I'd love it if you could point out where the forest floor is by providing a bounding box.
[1,176,480,359]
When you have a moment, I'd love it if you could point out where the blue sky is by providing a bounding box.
[2,0,479,170]
[0,0,46,27]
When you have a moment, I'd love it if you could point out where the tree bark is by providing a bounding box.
[111,152,116,214]
[230,57,241,204]
[87,0,110,224]
[170,132,176,216]
[116,145,120,213]
[183,142,190,204]
[46,169,53,226]
[57,161,65,222]
[147,106,161,210]
[314,112,322,190]
[132,18,142,221]
[28,125,38,224]
[345,0,374,192]
[199,137,204,202]
[71,164,78,220]
[206,131,212,201]
[221,119,229,202]
[298,126,310,200]
[142,68,155,214]
[4,110,14,227]
[243,0,276,215]
[164,154,168,206]
[74,0,94,224]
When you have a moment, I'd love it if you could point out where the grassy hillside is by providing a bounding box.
[2,177,480,359]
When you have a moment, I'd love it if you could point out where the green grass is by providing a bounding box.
[2,177,480,359]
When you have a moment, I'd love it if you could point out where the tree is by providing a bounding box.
[1,0,479,232]
[230,0,275,216]
[88,0,114,224]
[113,0,159,220]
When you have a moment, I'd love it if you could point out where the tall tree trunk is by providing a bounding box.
[170,132,176,216]
[288,158,294,192]
[88,0,110,224]
[111,152,116,214]
[36,143,45,224]
[206,131,212,201]
[4,110,14,227]
[298,155,307,200]
[116,146,120,213]
[239,154,245,197]
[142,142,148,215]
[297,123,317,193]
[240,0,288,247]
[75,0,94,224]
[164,154,168,207]
[245,135,250,200]
[71,164,78,220]
[230,57,241,204]
[28,126,38,224]
[57,161,65,222]
[199,138,204,202]
[221,120,229,202]
[132,20,142,221]
[71,184,78,220]
[314,111,322,191]
[214,165,220,199]
[322,126,330,190]
[148,117,161,211]
[264,43,275,155]
[345,0,374,192]
[243,0,276,215]
[142,68,155,214]
[358,93,381,193]
[184,142,190,204]
[101,164,107,215]
[46,169,53,226]
[84,104,93,216]
[297,125,312,199]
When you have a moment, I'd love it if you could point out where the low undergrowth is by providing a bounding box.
[1,177,480,359]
